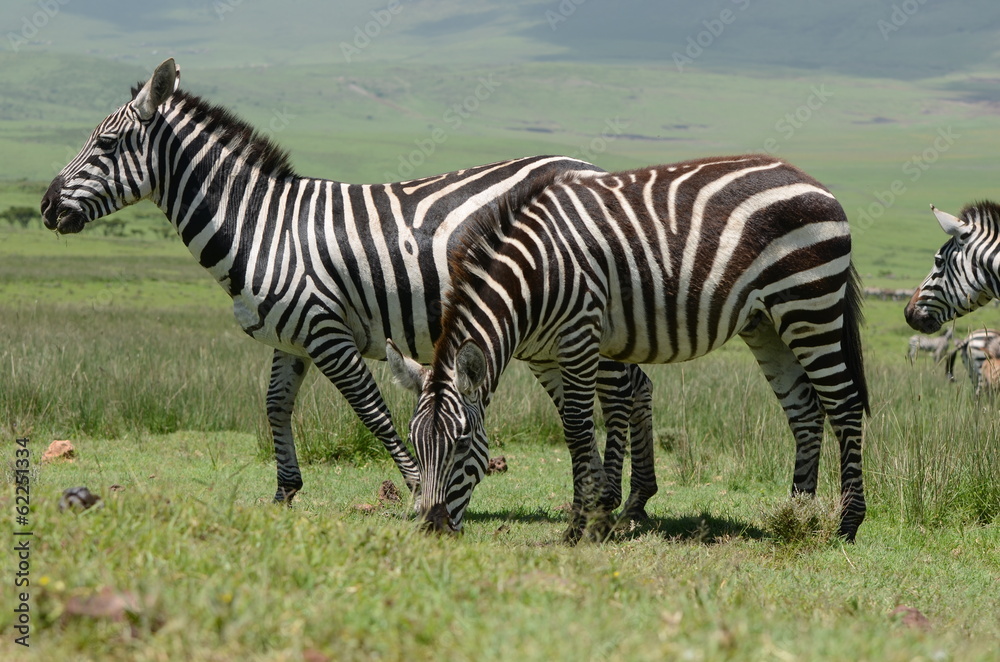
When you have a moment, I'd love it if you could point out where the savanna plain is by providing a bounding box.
[2,36,1000,661]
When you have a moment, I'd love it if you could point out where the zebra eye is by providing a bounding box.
[94,133,118,150]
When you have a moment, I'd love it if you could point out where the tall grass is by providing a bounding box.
[2,303,267,440]
[4,296,998,528]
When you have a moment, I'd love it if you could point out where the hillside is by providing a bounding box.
[4,0,1000,78]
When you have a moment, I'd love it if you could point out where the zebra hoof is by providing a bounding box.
[622,506,650,524]
[562,525,585,546]
[837,524,859,544]
[273,487,298,506]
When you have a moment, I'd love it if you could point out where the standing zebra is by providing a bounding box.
[906,202,1000,334]
[389,154,869,542]
[906,327,953,363]
[40,58,659,521]
[944,329,1000,394]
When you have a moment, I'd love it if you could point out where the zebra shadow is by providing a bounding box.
[463,506,565,526]
[464,508,766,544]
[612,511,767,544]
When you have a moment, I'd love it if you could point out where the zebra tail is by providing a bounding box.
[843,262,871,416]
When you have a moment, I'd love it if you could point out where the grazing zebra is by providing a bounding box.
[906,327,953,363]
[905,202,1000,334]
[944,329,1000,394]
[40,58,658,520]
[389,154,870,543]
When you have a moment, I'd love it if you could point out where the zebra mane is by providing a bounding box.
[131,83,297,179]
[959,199,1000,226]
[434,168,566,368]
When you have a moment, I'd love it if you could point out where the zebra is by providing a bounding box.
[906,327,953,363]
[388,154,870,543]
[943,329,1000,394]
[905,202,1000,334]
[39,58,659,522]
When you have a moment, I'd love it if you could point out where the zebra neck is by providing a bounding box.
[153,144,301,295]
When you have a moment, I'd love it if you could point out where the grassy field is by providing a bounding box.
[2,222,1000,660]
[3,6,1000,656]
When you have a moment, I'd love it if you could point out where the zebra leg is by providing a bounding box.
[594,362,658,521]
[531,359,627,514]
[309,340,421,494]
[268,349,311,504]
[770,301,867,542]
[533,360,655,520]
[740,323,826,498]
[621,364,657,521]
[557,355,611,544]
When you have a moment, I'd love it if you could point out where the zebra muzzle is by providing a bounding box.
[422,502,459,534]
[41,177,88,235]
[903,296,941,334]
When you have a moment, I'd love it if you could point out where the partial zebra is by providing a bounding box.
[40,59,658,521]
[907,327,953,363]
[905,202,1000,333]
[389,154,870,542]
[944,329,1000,394]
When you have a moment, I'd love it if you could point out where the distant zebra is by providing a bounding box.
[389,155,870,542]
[905,202,1000,333]
[944,329,1000,394]
[40,58,658,520]
[907,327,953,363]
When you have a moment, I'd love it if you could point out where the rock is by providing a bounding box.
[486,456,508,475]
[63,586,140,622]
[42,440,75,463]
[303,650,332,662]
[890,605,931,631]
[58,487,102,512]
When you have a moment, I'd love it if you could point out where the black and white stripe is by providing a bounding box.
[906,201,1000,334]
[41,59,658,519]
[391,154,870,542]
[944,328,1000,394]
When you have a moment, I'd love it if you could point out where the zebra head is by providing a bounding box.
[387,339,489,533]
[905,203,1000,333]
[41,59,180,235]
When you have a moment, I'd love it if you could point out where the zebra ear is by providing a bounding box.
[133,58,178,121]
[455,341,487,397]
[931,204,967,238]
[386,339,428,395]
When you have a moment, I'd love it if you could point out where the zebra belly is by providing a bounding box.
[599,286,756,364]
[231,293,313,357]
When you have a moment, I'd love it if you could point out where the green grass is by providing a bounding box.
[2,222,1000,660]
[1,431,998,661]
